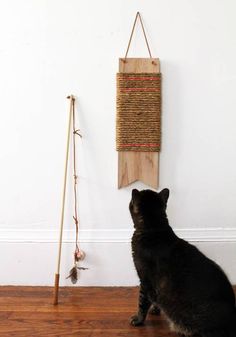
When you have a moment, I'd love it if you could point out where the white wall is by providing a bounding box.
[0,0,236,286]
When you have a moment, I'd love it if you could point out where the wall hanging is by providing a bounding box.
[116,12,161,189]
[53,95,86,305]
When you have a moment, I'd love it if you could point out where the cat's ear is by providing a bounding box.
[131,189,141,213]
[159,188,169,205]
[132,189,140,201]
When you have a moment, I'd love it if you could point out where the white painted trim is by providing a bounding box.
[0,228,132,243]
[176,228,236,242]
[1,228,236,243]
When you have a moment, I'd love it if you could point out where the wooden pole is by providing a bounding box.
[53,95,74,305]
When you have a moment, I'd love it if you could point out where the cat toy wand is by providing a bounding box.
[53,95,74,305]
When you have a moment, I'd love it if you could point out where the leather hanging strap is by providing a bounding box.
[124,12,152,59]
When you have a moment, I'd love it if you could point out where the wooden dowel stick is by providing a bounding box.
[53,95,74,305]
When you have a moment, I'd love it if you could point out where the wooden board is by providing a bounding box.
[118,58,160,189]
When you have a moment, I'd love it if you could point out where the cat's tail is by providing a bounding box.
[228,309,236,337]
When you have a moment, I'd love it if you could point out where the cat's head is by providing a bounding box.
[129,188,169,229]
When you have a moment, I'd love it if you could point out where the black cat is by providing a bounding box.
[130,188,236,337]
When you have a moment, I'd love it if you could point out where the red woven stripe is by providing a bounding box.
[120,88,160,92]
[120,77,160,80]
[119,143,160,147]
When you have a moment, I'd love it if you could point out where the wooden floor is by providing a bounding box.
[0,287,174,337]
[0,286,235,337]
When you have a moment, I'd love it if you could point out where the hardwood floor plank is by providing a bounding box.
[0,286,234,337]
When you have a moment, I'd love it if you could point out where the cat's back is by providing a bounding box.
[167,238,235,305]
[131,229,176,259]
[131,228,177,280]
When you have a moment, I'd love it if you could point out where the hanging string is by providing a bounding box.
[72,97,81,250]
[124,12,153,60]
[66,96,87,284]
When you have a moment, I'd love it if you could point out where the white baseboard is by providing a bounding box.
[0,228,236,286]
[1,227,236,243]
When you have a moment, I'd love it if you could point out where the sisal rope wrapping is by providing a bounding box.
[116,72,161,152]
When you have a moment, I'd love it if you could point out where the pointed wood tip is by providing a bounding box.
[118,152,159,190]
